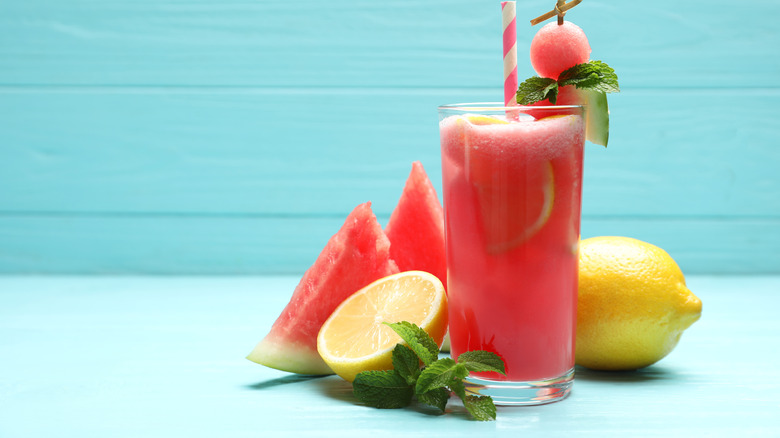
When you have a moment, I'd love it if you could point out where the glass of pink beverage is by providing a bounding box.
[438,103,585,405]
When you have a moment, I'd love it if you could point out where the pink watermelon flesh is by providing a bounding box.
[247,202,400,375]
[385,161,447,290]
[530,21,591,79]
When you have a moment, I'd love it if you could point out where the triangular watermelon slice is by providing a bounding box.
[385,161,447,290]
[247,202,399,375]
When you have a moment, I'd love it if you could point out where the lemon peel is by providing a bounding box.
[576,236,702,371]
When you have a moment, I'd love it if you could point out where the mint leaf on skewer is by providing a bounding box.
[517,76,559,104]
[516,60,620,105]
[516,60,619,147]
[558,60,620,93]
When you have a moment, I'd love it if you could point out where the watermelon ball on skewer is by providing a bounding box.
[530,21,591,79]
[527,21,611,147]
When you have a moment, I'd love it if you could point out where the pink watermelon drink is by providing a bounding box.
[435,1,618,405]
[438,104,585,404]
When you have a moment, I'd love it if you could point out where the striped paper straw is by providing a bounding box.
[501,1,518,108]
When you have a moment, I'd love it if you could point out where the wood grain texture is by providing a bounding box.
[1,0,778,274]
[1,0,778,88]
[1,88,778,217]
[1,276,779,436]
[1,215,778,275]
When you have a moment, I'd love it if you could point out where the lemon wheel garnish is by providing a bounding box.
[481,161,555,253]
[316,271,448,382]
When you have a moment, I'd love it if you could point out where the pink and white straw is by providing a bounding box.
[501,1,518,108]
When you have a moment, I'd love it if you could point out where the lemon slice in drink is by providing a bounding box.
[479,161,555,253]
[316,271,448,382]
[451,113,559,253]
[465,115,510,125]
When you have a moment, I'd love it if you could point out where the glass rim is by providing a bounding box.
[438,102,583,112]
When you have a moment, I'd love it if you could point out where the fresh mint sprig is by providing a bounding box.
[352,321,506,421]
[352,370,413,409]
[516,60,620,105]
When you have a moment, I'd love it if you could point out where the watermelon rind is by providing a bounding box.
[577,88,609,147]
[248,336,332,375]
[247,202,399,376]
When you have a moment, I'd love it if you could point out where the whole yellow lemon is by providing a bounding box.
[576,236,702,371]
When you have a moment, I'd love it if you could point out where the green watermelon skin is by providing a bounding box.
[247,202,399,375]
[385,162,447,290]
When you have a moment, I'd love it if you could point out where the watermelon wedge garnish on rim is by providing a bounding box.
[247,202,399,375]
[385,161,447,289]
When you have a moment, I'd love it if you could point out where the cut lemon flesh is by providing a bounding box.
[465,115,510,125]
[316,271,448,382]
[481,160,555,253]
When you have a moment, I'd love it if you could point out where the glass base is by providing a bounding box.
[463,367,574,406]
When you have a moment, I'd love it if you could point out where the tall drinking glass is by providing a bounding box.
[438,103,585,405]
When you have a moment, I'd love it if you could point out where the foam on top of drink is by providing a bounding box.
[440,114,584,166]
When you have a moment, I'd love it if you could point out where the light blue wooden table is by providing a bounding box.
[2,275,778,436]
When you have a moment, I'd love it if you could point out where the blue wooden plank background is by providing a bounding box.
[1,0,779,274]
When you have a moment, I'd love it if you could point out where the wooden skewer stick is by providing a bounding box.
[557,0,565,25]
[530,0,583,26]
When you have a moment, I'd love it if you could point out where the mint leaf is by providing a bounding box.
[392,344,421,386]
[462,395,497,421]
[516,76,559,105]
[351,321,501,421]
[457,351,506,375]
[447,378,467,401]
[516,60,619,105]
[415,358,469,394]
[384,321,439,365]
[558,60,619,93]
[353,370,413,409]
[417,387,450,413]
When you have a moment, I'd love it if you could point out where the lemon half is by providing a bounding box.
[316,271,448,382]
